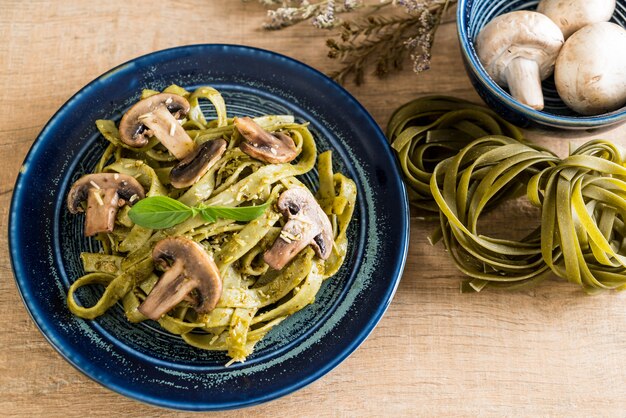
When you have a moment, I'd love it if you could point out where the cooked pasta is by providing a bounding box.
[66,85,356,363]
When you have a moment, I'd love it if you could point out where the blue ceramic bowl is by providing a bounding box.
[457,0,626,130]
[9,45,409,410]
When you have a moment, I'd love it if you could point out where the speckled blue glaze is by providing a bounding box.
[458,0,626,130]
[9,45,409,411]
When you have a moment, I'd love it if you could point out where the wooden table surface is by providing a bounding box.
[2,1,626,416]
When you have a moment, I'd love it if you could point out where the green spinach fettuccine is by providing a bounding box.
[67,85,357,363]
[389,95,626,294]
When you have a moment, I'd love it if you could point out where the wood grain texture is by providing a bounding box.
[1,1,626,417]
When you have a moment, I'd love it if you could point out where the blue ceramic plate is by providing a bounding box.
[9,45,409,410]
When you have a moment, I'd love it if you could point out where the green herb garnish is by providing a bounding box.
[128,196,270,229]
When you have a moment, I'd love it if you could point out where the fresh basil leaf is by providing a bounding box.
[128,196,193,229]
[127,196,270,229]
[200,211,217,223]
[199,202,270,222]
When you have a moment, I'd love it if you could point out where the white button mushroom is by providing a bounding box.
[537,0,616,39]
[555,22,626,115]
[476,11,564,111]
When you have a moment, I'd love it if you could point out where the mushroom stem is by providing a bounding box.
[264,219,322,270]
[505,57,544,110]
[141,105,195,159]
[138,260,196,321]
[84,188,119,236]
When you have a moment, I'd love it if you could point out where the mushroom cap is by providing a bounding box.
[170,138,227,188]
[66,173,145,213]
[234,117,298,164]
[118,93,190,148]
[264,187,334,270]
[555,22,626,115]
[138,237,222,320]
[537,0,616,39]
[476,11,564,86]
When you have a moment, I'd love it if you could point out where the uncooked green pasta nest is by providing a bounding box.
[388,96,626,294]
[67,85,356,363]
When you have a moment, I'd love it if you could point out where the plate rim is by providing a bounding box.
[8,43,410,410]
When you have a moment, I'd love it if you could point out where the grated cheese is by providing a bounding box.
[280,230,299,242]
[93,191,104,206]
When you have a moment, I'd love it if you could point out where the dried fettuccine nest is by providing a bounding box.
[529,140,626,293]
[387,96,524,214]
[389,96,626,294]
[430,135,559,292]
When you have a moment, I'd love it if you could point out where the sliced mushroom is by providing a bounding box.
[138,237,222,321]
[234,116,298,164]
[118,93,195,159]
[67,173,145,236]
[476,11,564,110]
[263,187,333,270]
[169,138,227,188]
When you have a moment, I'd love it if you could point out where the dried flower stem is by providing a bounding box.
[327,0,455,85]
[249,0,456,85]
[261,0,366,30]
